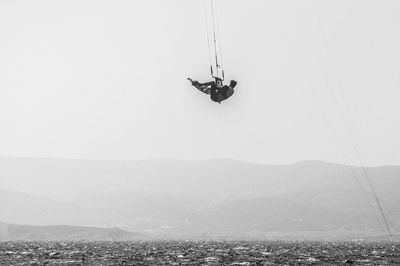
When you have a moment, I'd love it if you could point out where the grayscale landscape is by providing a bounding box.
[0,157,399,241]
[1,0,400,264]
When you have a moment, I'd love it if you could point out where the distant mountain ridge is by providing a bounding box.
[0,157,399,240]
[0,221,146,241]
[1,157,399,199]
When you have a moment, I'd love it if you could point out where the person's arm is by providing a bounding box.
[195,83,212,94]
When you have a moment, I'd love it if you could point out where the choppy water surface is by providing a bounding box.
[1,241,399,265]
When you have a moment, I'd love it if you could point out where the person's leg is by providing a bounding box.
[188,78,214,87]
[188,78,211,94]
[187,78,200,87]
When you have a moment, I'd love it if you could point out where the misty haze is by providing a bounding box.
[1,0,400,265]
[0,157,399,241]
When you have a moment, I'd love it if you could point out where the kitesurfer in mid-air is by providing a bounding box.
[187,77,237,103]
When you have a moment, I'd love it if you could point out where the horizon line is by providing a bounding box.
[0,155,398,168]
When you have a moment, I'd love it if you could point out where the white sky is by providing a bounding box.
[1,0,399,166]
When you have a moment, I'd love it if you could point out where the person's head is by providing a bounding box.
[229,80,237,89]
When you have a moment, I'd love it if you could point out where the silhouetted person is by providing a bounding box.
[188,77,237,103]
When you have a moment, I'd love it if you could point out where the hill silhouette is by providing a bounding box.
[0,157,398,240]
[0,221,146,241]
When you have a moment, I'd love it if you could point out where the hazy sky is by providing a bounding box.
[1,0,399,166]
